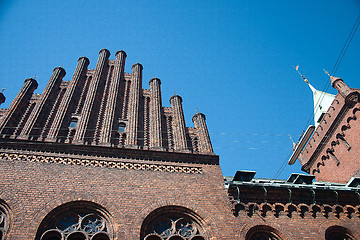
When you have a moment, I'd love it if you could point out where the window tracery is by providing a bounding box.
[0,203,9,240]
[36,201,113,240]
[141,207,206,240]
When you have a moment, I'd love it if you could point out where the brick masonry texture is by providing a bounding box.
[299,77,360,183]
[0,50,359,239]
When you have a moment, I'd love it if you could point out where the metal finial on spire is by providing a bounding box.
[196,107,198,113]
[174,91,176,95]
[288,134,296,150]
[34,74,37,80]
[323,69,331,77]
[293,65,309,83]
[0,88,5,93]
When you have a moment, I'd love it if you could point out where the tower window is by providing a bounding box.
[69,118,78,128]
[317,112,325,123]
[118,123,126,133]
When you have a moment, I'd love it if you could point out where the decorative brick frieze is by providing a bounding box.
[0,138,219,165]
[232,201,360,219]
[0,152,203,174]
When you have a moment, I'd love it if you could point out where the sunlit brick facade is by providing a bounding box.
[0,49,359,240]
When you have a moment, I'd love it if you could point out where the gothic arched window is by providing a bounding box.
[325,226,356,240]
[246,225,282,240]
[0,202,10,240]
[35,201,113,240]
[141,206,207,240]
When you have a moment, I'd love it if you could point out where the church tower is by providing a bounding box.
[290,75,360,184]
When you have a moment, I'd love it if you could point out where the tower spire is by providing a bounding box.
[293,65,335,127]
[294,65,309,83]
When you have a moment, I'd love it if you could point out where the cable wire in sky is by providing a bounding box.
[273,14,360,180]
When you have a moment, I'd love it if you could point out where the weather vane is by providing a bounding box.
[293,65,309,83]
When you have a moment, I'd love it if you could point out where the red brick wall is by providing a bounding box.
[0,149,236,239]
[309,100,360,183]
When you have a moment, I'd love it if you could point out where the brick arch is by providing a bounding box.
[0,198,11,240]
[25,192,124,239]
[324,224,359,240]
[318,218,360,239]
[129,200,221,240]
[298,203,310,218]
[273,203,285,218]
[284,203,298,218]
[344,205,356,218]
[239,222,292,240]
[0,190,26,237]
[310,204,322,218]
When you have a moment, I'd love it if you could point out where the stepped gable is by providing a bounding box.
[0,49,214,156]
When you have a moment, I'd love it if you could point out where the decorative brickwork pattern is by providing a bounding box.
[0,50,213,155]
[0,152,202,174]
[299,77,360,183]
[1,49,359,239]
[232,202,360,219]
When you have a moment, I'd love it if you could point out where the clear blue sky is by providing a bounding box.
[1,0,359,179]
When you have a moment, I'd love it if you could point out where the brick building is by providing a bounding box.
[293,76,360,184]
[0,49,359,239]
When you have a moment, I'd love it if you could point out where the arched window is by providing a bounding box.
[246,225,282,240]
[69,118,78,128]
[141,206,206,240]
[0,201,10,240]
[35,201,113,240]
[118,122,126,133]
[325,226,356,240]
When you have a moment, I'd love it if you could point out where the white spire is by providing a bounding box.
[294,66,335,127]
[309,83,335,127]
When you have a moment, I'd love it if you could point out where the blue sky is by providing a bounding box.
[1,0,359,179]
